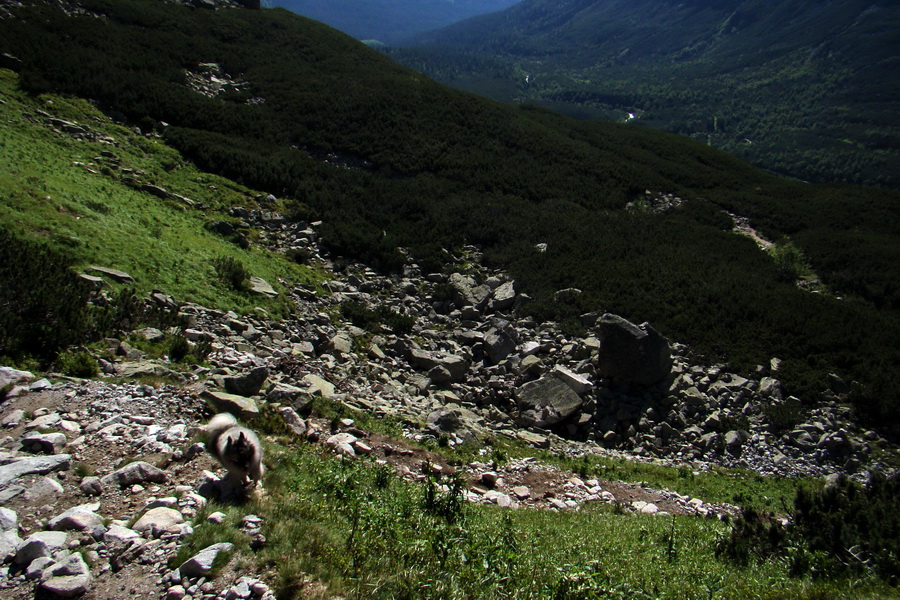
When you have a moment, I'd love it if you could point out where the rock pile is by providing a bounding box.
[0,205,896,599]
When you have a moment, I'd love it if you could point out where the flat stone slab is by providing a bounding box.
[248,276,277,297]
[0,454,71,489]
[88,265,135,283]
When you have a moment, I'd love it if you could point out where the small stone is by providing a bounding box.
[179,542,234,578]
[167,585,187,600]
[207,512,227,524]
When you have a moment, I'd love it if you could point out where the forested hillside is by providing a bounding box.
[269,0,520,43]
[2,0,900,435]
[394,0,900,187]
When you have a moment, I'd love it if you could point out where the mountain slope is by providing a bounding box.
[2,0,900,434]
[270,0,521,43]
[398,0,900,187]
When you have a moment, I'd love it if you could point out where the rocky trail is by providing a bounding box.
[1,208,897,599]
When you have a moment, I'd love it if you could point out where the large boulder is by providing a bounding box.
[448,272,491,311]
[223,366,269,397]
[408,349,469,384]
[594,314,672,386]
[483,325,518,365]
[515,376,583,428]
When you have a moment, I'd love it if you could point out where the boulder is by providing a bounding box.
[223,366,269,397]
[248,276,277,297]
[88,265,135,283]
[15,531,68,565]
[491,280,516,311]
[133,507,184,535]
[0,454,71,489]
[48,503,103,531]
[101,461,167,487]
[448,272,491,310]
[484,326,518,366]
[0,366,33,389]
[594,314,672,385]
[203,390,260,419]
[408,349,469,383]
[40,552,92,597]
[20,431,68,454]
[515,376,583,428]
[302,374,335,397]
[179,542,234,577]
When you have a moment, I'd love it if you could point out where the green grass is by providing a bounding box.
[192,437,893,600]
[0,69,323,317]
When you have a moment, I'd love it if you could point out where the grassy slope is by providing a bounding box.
[0,69,321,315]
[172,423,888,600]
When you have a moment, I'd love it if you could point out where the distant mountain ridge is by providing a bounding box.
[269,0,521,43]
[410,0,894,67]
[399,0,900,187]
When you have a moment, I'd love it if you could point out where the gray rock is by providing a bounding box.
[101,461,167,487]
[25,555,55,579]
[409,349,468,383]
[203,390,260,419]
[724,430,749,453]
[88,265,134,283]
[134,327,165,343]
[248,276,277,297]
[0,454,71,489]
[491,280,516,311]
[40,552,92,597]
[48,503,103,531]
[79,476,104,497]
[427,404,482,433]
[448,272,491,310]
[515,376,583,428]
[15,531,68,565]
[302,374,335,397]
[594,314,672,385]
[326,333,354,355]
[484,326,517,365]
[0,523,23,563]
[552,365,593,395]
[516,430,550,448]
[103,524,140,543]
[759,377,783,401]
[0,507,16,532]
[133,507,184,535]
[223,366,269,397]
[117,361,183,382]
[278,406,308,436]
[179,542,234,577]
[20,431,68,454]
[0,366,33,389]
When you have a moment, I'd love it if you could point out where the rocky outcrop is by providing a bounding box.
[594,313,672,385]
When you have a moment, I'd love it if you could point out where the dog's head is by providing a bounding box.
[225,432,257,469]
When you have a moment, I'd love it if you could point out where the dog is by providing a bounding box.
[205,412,264,489]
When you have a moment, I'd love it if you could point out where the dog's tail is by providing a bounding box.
[205,412,238,456]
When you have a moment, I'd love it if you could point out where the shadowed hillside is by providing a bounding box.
[1,0,900,436]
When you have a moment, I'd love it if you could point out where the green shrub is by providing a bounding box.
[57,350,99,378]
[718,474,900,584]
[211,255,250,291]
[167,335,191,362]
